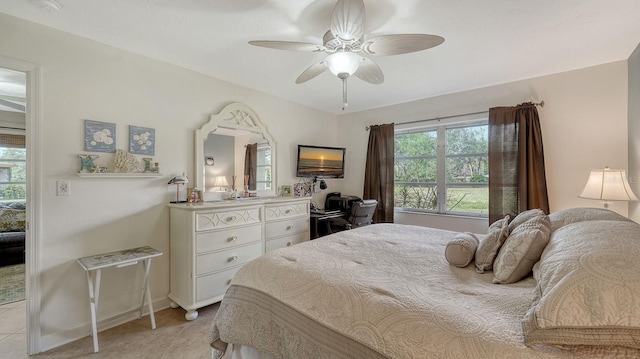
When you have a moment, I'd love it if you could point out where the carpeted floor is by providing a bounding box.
[0,263,25,305]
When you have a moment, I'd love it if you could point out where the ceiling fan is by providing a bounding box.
[249,0,444,110]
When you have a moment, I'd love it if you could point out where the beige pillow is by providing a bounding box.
[492,215,550,284]
[445,232,479,268]
[523,220,640,349]
[508,208,545,233]
[548,207,633,232]
[475,215,509,273]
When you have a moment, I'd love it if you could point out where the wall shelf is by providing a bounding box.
[76,172,163,178]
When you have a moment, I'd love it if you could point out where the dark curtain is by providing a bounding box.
[244,143,257,191]
[488,103,549,223]
[363,123,395,223]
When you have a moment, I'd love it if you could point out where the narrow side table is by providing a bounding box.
[77,246,163,353]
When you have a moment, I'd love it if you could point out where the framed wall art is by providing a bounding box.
[84,119,116,153]
[129,125,156,155]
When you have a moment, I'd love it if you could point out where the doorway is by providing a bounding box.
[0,58,41,355]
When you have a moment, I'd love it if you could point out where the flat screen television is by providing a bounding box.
[296,144,346,178]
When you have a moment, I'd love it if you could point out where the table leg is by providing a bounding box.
[86,269,101,353]
[140,259,156,329]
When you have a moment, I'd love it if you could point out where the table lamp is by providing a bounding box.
[578,166,638,208]
[213,176,229,192]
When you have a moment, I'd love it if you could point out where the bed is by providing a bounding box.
[210,208,640,358]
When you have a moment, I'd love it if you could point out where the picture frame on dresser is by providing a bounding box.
[280,185,292,197]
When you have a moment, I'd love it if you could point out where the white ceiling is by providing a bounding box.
[1,0,640,115]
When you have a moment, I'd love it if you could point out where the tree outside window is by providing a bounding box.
[394,122,488,216]
[0,147,26,201]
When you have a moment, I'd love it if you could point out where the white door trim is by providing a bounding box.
[0,55,42,355]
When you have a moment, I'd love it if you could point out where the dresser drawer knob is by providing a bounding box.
[229,255,238,262]
[286,225,293,231]
[286,242,293,247]
[285,209,291,214]
[229,235,238,242]
[228,215,237,222]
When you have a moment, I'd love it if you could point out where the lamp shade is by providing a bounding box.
[325,51,363,77]
[579,167,638,201]
[213,176,229,188]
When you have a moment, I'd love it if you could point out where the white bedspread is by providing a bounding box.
[211,223,638,358]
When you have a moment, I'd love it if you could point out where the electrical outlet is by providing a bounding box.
[57,180,70,196]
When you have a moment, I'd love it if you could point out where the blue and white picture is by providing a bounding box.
[129,125,155,155]
[84,119,116,153]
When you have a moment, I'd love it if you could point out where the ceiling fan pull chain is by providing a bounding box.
[342,77,348,110]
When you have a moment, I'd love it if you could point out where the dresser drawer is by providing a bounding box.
[196,224,261,254]
[196,242,262,275]
[265,232,309,252]
[195,267,240,302]
[265,216,309,239]
[196,207,261,232]
[265,202,308,221]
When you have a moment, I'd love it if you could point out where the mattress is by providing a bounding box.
[210,223,639,358]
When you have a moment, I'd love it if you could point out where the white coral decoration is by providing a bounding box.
[113,149,142,173]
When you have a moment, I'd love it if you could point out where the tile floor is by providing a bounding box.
[0,301,219,358]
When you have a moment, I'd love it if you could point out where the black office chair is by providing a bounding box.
[327,199,378,234]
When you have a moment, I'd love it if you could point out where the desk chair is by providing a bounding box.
[327,199,378,234]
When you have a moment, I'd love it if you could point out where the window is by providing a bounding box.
[255,144,271,191]
[394,121,488,216]
[0,134,26,202]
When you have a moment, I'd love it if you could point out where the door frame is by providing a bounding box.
[0,55,42,355]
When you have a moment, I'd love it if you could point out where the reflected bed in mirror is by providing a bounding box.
[195,103,276,201]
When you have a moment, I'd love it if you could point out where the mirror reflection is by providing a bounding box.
[203,129,272,196]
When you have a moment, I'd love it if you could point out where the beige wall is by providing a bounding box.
[0,13,338,351]
[629,44,640,222]
[337,61,630,232]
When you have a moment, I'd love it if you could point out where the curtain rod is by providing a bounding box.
[365,100,545,131]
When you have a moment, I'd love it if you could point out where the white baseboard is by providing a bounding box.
[40,296,172,353]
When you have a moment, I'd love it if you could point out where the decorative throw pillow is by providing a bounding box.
[523,220,640,349]
[492,215,551,284]
[508,208,545,233]
[445,232,479,268]
[547,207,633,232]
[475,215,510,273]
[0,208,26,232]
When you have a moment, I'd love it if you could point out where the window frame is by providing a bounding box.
[255,143,271,190]
[394,119,488,218]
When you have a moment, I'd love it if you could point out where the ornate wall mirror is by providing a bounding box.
[195,103,276,200]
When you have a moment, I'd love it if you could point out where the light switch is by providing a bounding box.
[57,180,70,196]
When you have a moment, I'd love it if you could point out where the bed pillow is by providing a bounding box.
[492,215,550,284]
[523,220,640,349]
[508,208,545,233]
[475,215,509,273]
[445,232,479,268]
[547,207,633,232]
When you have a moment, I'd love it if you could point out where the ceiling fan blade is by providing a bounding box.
[295,62,328,84]
[249,40,325,52]
[331,0,365,42]
[354,57,384,84]
[361,34,445,56]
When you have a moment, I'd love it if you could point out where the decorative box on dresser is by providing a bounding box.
[168,197,310,320]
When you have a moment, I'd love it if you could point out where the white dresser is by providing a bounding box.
[168,197,310,320]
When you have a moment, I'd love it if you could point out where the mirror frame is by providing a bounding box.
[195,102,276,197]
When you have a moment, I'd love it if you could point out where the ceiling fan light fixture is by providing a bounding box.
[325,51,362,78]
